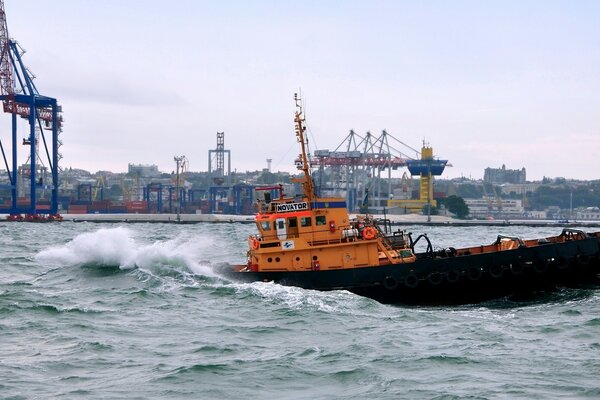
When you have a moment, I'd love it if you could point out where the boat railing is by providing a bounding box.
[560,228,589,241]
[375,218,393,235]
[373,223,398,252]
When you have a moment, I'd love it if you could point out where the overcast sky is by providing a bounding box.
[3,0,599,180]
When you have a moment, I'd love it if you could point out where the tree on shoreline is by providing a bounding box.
[439,195,469,218]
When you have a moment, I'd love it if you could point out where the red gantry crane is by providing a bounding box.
[0,0,63,218]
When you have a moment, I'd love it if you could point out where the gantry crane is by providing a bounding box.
[312,129,420,211]
[0,0,62,216]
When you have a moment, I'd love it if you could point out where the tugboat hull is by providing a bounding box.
[223,234,600,305]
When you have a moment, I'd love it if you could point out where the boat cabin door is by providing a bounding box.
[275,217,287,240]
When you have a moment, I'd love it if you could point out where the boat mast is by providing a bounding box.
[293,93,315,202]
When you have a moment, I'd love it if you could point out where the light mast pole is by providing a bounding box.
[427,162,431,223]
[174,155,186,222]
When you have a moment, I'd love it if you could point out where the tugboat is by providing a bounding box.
[221,94,600,304]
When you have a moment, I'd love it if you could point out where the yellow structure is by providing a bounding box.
[388,145,438,213]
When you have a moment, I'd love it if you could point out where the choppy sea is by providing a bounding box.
[1,221,599,399]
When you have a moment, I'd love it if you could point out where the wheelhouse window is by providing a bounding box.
[288,217,298,228]
[316,216,326,226]
[300,217,311,227]
[260,221,271,230]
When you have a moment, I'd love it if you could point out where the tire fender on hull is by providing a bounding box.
[533,259,548,274]
[488,264,504,279]
[577,254,590,266]
[446,269,461,283]
[468,267,482,281]
[510,261,525,275]
[556,256,570,270]
[427,271,444,286]
[404,272,419,288]
[382,275,399,291]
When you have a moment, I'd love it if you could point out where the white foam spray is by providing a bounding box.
[35,226,218,277]
[232,281,373,314]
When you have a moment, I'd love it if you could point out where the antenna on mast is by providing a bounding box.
[292,92,315,202]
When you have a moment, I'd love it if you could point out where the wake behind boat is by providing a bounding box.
[219,95,600,305]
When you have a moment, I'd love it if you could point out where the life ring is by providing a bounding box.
[362,227,376,240]
[251,238,260,250]
[382,275,398,290]
[488,264,504,279]
[404,272,419,288]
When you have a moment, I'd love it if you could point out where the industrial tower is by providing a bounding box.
[208,131,231,185]
[0,0,63,216]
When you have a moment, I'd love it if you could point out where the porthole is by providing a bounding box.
[275,257,280,262]
[267,257,273,262]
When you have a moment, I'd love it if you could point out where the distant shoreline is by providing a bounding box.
[22,213,596,228]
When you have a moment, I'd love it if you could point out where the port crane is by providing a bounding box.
[0,0,62,216]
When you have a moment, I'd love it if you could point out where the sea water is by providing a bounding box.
[1,222,598,399]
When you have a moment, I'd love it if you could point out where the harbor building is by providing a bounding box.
[128,163,161,178]
[576,207,600,221]
[464,198,525,219]
[484,165,526,184]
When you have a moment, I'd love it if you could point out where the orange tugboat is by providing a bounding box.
[221,95,600,304]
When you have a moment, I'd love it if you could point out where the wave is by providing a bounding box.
[35,227,219,278]
[229,280,379,315]
[2,301,103,315]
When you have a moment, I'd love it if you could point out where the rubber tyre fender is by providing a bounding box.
[556,256,570,270]
[427,271,444,286]
[382,275,399,291]
[510,261,525,275]
[446,269,461,283]
[468,267,482,281]
[404,272,419,288]
[577,254,590,266]
[488,264,504,279]
[533,259,548,274]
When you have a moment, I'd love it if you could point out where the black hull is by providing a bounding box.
[222,236,600,305]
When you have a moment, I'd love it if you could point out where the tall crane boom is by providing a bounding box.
[0,0,63,217]
[0,0,59,125]
[0,0,15,113]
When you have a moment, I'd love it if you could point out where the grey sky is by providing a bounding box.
[4,0,599,180]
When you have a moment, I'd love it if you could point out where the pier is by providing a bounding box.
[51,213,600,228]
